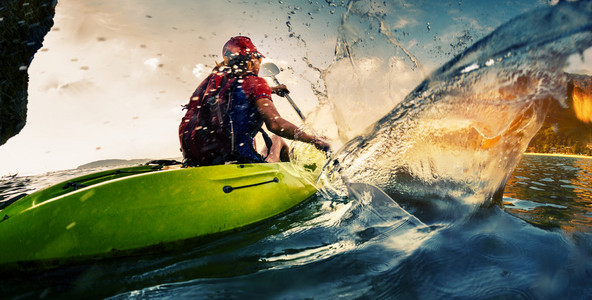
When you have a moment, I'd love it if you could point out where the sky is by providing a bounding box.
[1,0,591,176]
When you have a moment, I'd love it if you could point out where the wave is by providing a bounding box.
[324,1,592,219]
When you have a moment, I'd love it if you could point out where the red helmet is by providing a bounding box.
[222,36,265,60]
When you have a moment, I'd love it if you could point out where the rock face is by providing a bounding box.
[527,73,592,153]
[0,0,56,146]
[555,73,592,130]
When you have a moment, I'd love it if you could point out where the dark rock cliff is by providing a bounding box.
[0,0,56,146]
[526,73,592,153]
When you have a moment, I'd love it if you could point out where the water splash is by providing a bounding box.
[326,1,592,214]
[329,0,428,140]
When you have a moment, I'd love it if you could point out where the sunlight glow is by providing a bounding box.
[143,57,160,70]
[192,63,208,79]
[573,87,592,123]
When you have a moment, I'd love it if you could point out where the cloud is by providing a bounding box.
[393,18,418,29]
[192,63,208,79]
[144,57,161,70]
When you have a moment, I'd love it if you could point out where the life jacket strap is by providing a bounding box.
[259,128,273,160]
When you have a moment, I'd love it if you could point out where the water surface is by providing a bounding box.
[0,155,590,299]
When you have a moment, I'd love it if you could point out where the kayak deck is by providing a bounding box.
[0,162,319,268]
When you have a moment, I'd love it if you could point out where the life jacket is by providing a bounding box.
[179,70,273,166]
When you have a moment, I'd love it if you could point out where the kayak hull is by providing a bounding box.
[0,162,318,267]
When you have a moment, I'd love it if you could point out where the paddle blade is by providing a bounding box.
[260,62,281,77]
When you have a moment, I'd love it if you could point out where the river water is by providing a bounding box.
[0,154,590,299]
[2,0,592,299]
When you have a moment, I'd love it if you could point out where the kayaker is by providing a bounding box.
[180,36,330,166]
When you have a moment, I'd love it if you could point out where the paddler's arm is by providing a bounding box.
[256,98,330,152]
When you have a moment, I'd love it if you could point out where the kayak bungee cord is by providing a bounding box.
[223,177,279,193]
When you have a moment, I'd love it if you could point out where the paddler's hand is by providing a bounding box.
[271,84,290,97]
[311,136,331,152]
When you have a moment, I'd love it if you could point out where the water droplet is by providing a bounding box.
[66,222,76,230]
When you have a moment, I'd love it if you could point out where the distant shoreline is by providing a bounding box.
[524,152,592,159]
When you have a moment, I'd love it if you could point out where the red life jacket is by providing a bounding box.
[179,71,237,166]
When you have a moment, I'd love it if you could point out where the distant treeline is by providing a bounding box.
[527,126,592,155]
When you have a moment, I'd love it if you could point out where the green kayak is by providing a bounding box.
[0,162,320,268]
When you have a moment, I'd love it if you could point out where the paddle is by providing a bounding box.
[260,63,307,121]
[260,62,427,228]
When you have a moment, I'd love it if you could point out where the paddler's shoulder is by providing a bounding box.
[241,73,271,90]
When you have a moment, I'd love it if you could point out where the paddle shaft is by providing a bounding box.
[270,75,306,121]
